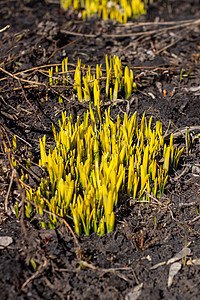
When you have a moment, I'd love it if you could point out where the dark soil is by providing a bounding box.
[0,0,200,299]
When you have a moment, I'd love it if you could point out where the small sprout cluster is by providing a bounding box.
[60,0,147,23]
[49,55,137,104]
[25,106,183,236]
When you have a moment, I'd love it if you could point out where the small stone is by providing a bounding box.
[168,262,181,288]
[125,283,143,300]
[0,236,13,247]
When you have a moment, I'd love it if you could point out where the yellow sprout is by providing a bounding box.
[49,55,137,105]
[25,104,183,236]
[61,0,147,23]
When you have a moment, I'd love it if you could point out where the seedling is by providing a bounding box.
[25,106,183,236]
[185,127,192,155]
[49,55,137,104]
[60,0,147,23]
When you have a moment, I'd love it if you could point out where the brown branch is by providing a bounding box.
[61,19,200,39]
[117,18,200,27]
[16,78,37,112]
[0,66,46,86]
[2,137,27,237]
[4,168,15,212]
[21,257,48,290]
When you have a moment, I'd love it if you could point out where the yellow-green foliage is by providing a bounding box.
[26,107,183,236]
[60,0,147,23]
[49,55,137,104]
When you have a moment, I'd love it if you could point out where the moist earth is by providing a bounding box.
[0,0,200,299]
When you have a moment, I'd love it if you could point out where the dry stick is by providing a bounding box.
[124,19,200,50]
[79,260,132,272]
[0,62,78,80]
[0,95,18,112]
[62,219,80,250]
[8,84,39,91]
[163,120,172,141]
[0,111,16,121]
[1,128,35,230]
[79,260,140,284]
[0,64,179,95]
[4,168,15,212]
[17,78,37,112]
[104,19,200,38]
[49,86,71,103]
[17,160,42,182]
[156,36,183,55]
[114,272,132,284]
[2,138,27,237]
[164,126,200,140]
[0,85,39,94]
[173,165,191,181]
[0,63,179,87]
[144,190,200,236]
[0,25,10,33]
[117,19,199,27]
[47,37,81,61]
[179,201,199,209]
[189,215,200,224]
[0,122,32,147]
[0,64,61,82]
[61,19,200,39]
[0,125,12,149]
[21,257,48,290]
[0,66,46,86]
[156,22,200,54]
